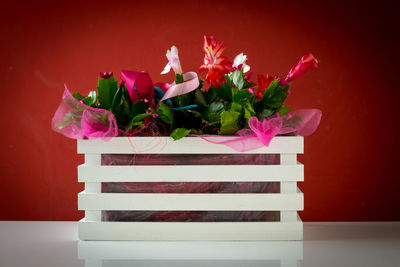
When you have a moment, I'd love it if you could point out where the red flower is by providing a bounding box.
[199,36,233,90]
[284,53,318,83]
[255,74,274,99]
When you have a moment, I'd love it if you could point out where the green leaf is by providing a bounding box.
[219,109,240,135]
[187,110,203,117]
[157,103,174,125]
[72,91,97,107]
[176,93,191,107]
[97,76,118,109]
[205,102,225,123]
[189,128,203,135]
[261,79,279,102]
[84,90,97,106]
[126,113,153,131]
[231,102,242,113]
[132,113,152,124]
[231,70,245,90]
[131,101,148,117]
[214,83,232,101]
[170,128,191,140]
[175,73,184,84]
[208,102,224,113]
[121,86,133,116]
[259,108,274,120]
[233,89,251,103]
[243,101,256,122]
[72,92,85,101]
[278,105,291,116]
[111,87,122,110]
[194,89,208,109]
[203,87,218,103]
[207,113,221,123]
[266,89,289,108]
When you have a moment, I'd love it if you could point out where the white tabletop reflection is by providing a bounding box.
[1,221,399,267]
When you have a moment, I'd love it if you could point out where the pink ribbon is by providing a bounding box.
[121,70,154,104]
[160,72,199,102]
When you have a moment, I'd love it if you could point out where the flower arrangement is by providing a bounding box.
[52,36,321,150]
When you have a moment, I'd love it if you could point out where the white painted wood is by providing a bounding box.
[281,211,299,222]
[85,183,101,192]
[280,260,300,267]
[78,164,304,182]
[280,154,299,223]
[77,136,304,154]
[78,191,303,211]
[84,154,101,165]
[78,218,303,241]
[281,183,297,194]
[83,154,101,222]
[280,154,297,165]
[83,259,102,267]
[77,240,303,260]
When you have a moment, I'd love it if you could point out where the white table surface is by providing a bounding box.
[0,221,399,267]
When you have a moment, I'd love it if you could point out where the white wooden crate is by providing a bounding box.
[77,136,304,241]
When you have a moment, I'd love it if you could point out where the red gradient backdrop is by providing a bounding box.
[0,0,399,221]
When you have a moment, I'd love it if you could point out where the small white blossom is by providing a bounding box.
[161,45,183,75]
[233,52,250,73]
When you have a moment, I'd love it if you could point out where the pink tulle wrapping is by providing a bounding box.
[51,85,118,139]
[198,109,322,152]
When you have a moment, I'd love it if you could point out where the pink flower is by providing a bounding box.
[284,53,319,83]
[161,46,183,75]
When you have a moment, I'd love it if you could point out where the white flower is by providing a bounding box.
[161,46,183,75]
[233,52,250,73]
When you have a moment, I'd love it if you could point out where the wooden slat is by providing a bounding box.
[77,136,304,154]
[78,164,304,182]
[280,154,299,222]
[77,239,303,260]
[78,191,304,211]
[83,154,101,222]
[78,217,303,241]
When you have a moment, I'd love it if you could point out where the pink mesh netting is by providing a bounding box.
[198,109,322,152]
[51,85,118,140]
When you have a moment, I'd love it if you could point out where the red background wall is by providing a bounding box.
[1,0,399,221]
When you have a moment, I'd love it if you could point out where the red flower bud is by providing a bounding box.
[99,72,113,79]
[284,53,318,83]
